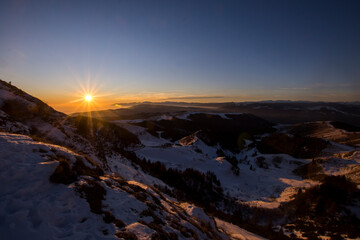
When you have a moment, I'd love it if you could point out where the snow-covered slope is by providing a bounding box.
[0,132,112,239]
[0,132,239,239]
[134,136,316,207]
[113,115,360,216]
[113,118,312,207]
[290,121,360,147]
[215,218,266,240]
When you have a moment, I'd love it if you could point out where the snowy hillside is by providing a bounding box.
[113,112,360,238]
[0,132,111,239]
[0,80,270,239]
[2,132,262,239]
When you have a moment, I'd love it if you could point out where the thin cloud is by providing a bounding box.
[278,87,310,91]
[165,96,225,100]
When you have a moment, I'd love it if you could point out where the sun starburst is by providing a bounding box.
[85,94,92,101]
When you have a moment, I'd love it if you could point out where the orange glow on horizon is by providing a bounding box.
[48,74,116,115]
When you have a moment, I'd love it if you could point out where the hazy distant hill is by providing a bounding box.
[74,101,360,127]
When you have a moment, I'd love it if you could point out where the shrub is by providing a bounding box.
[1,99,33,120]
[115,231,138,240]
[49,159,77,184]
[114,219,126,229]
[255,156,269,169]
[73,157,104,179]
[272,156,283,168]
[293,160,324,180]
[76,180,106,214]
[103,211,116,223]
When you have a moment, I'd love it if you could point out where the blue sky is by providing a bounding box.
[0,0,359,112]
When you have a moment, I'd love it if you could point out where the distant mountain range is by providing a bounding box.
[76,100,360,127]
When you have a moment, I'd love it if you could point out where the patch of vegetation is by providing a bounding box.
[1,97,56,122]
[255,156,269,169]
[1,99,33,120]
[114,219,126,229]
[102,211,126,228]
[135,113,274,152]
[216,149,238,167]
[122,149,289,239]
[68,115,140,165]
[272,156,283,168]
[169,221,193,238]
[49,158,77,184]
[102,211,116,223]
[120,150,223,208]
[138,220,178,240]
[282,175,360,239]
[293,160,324,180]
[140,209,164,225]
[257,133,328,158]
[331,121,360,132]
[49,156,128,231]
[76,180,106,214]
[73,157,104,179]
[70,115,140,148]
[115,231,138,240]
[216,149,240,175]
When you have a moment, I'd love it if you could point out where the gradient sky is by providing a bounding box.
[1,0,359,113]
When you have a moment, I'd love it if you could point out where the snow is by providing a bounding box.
[0,88,36,108]
[253,106,270,110]
[136,139,312,205]
[0,110,30,134]
[32,120,68,143]
[125,222,155,239]
[247,179,319,208]
[106,155,168,187]
[175,112,242,120]
[130,114,359,207]
[315,153,360,184]
[0,89,20,103]
[1,132,226,239]
[0,132,113,240]
[0,132,234,239]
[102,183,148,225]
[307,106,349,115]
[215,218,267,240]
[180,202,215,227]
[112,121,170,147]
[297,121,359,147]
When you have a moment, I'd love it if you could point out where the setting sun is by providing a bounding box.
[85,95,92,101]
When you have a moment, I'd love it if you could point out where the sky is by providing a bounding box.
[0,0,359,113]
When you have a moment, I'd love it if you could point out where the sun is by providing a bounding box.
[85,94,92,101]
